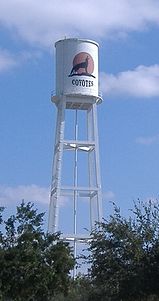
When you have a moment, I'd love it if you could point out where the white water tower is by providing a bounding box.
[48,38,103,273]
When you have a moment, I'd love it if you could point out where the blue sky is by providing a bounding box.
[0,0,159,228]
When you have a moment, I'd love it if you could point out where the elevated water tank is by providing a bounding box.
[55,38,99,99]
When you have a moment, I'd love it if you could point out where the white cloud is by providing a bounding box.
[0,0,159,47]
[0,49,17,72]
[0,49,42,73]
[0,185,71,208]
[101,64,159,98]
[103,191,115,202]
[0,185,50,207]
[136,134,159,145]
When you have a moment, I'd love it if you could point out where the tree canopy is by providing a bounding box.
[1,200,159,301]
[87,200,159,301]
[0,201,74,301]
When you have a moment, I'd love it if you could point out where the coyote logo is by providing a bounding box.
[68,52,95,78]
[70,56,89,75]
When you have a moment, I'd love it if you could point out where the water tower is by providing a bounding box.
[48,38,103,268]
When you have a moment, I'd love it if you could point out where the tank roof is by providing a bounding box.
[55,38,99,47]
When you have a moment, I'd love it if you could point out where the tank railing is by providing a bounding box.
[51,90,56,97]
[51,90,103,101]
[98,91,103,98]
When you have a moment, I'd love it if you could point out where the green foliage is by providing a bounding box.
[52,276,92,301]
[87,200,159,301]
[1,200,159,301]
[0,201,74,301]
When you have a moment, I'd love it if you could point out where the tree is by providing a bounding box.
[87,200,159,301]
[0,201,74,301]
[52,276,92,301]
